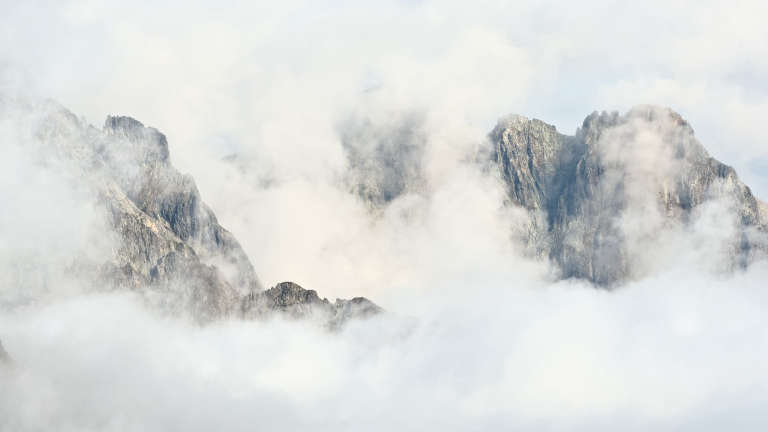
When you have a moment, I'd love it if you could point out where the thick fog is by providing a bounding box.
[2,1,768,431]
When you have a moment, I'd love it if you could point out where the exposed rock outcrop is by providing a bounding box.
[488,106,768,285]
[100,115,262,297]
[242,281,383,328]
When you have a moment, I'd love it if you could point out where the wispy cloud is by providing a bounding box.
[1,1,768,430]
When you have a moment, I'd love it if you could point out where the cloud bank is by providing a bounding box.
[3,267,768,431]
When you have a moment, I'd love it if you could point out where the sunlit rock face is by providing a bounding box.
[488,106,768,286]
[0,98,379,323]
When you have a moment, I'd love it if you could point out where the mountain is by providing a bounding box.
[0,97,379,324]
[487,106,768,285]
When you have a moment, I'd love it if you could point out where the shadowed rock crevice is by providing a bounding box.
[100,116,262,298]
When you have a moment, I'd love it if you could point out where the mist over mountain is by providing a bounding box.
[3,95,768,431]
[0,97,379,325]
[2,2,768,429]
[487,106,768,285]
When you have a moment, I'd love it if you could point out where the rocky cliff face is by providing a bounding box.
[488,106,768,285]
[1,98,379,324]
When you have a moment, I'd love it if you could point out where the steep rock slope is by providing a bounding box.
[488,106,768,285]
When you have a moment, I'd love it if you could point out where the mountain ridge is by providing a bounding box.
[4,97,766,323]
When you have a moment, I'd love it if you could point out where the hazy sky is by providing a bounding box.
[2,2,768,431]
[2,0,767,193]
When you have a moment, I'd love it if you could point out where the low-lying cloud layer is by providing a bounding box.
[3,266,768,431]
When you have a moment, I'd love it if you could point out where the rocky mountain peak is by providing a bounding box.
[494,113,551,132]
[103,115,170,164]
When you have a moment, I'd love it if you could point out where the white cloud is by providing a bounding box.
[3,264,768,431]
[1,1,768,430]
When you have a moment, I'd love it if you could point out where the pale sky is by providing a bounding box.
[2,0,767,196]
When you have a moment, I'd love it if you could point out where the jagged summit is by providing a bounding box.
[489,105,767,285]
[241,281,383,328]
[494,113,548,130]
[103,115,170,163]
[104,115,147,132]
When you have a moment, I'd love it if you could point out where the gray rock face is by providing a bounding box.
[2,98,379,323]
[29,107,259,319]
[340,112,427,208]
[98,181,242,321]
[242,281,383,328]
[488,106,768,285]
